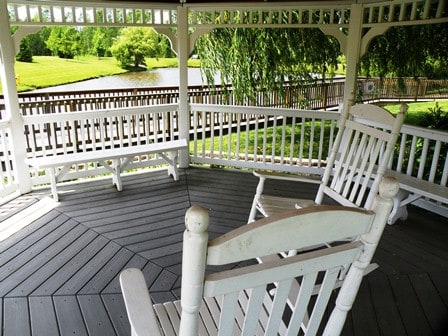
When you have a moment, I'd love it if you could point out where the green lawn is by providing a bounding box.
[2,56,200,93]
[382,100,448,126]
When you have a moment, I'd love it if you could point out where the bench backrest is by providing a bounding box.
[22,104,180,159]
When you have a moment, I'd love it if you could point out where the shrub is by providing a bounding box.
[422,102,448,130]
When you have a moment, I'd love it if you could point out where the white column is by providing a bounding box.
[343,4,363,114]
[177,5,190,168]
[0,0,32,194]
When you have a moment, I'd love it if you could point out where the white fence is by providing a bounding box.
[0,120,17,199]
[0,104,447,216]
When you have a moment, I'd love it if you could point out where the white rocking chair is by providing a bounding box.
[248,102,407,223]
[120,177,399,336]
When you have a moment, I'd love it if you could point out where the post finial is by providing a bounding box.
[185,205,209,233]
[400,103,408,115]
[379,176,399,200]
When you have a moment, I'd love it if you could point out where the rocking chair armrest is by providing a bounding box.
[253,170,321,184]
[120,268,163,336]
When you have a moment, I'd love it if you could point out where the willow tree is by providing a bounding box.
[360,23,448,79]
[195,28,341,104]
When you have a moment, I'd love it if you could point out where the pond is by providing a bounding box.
[32,67,220,92]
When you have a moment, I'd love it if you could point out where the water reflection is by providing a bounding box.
[33,67,219,92]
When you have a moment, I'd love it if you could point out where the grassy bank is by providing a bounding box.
[1,56,200,93]
[383,100,448,126]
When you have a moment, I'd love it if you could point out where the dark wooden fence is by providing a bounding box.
[1,77,447,119]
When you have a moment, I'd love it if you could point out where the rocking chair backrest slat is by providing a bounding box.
[203,243,363,335]
[319,103,406,210]
[206,206,373,266]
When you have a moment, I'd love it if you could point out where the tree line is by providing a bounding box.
[14,26,175,68]
[12,23,448,103]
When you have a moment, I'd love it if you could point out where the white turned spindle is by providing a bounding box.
[323,176,399,336]
[179,205,209,336]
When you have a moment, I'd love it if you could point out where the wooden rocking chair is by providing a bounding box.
[120,177,399,336]
[248,102,407,223]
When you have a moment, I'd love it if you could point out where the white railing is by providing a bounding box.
[0,103,446,216]
[391,124,448,212]
[0,120,17,199]
[22,104,181,186]
[189,104,340,175]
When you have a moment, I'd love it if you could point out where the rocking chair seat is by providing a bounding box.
[256,194,316,217]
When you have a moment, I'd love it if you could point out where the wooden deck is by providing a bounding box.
[0,166,447,335]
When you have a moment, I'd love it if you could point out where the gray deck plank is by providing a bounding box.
[8,229,98,297]
[350,280,380,336]
[95,204,187,237]
[53,296,88,336]
[78,248,134,294]
[29,296,60,336]
[389,274,434,336]
[409,273,448,335]
[102,254,149,294]
[430,272,448,307]
[78,295,117,335]
[0,220,86,297]
[0,211,66,267]
[31,235,110,296]
[54,241,121,296]
[367,272,408,336]
[101,293,131,336]
[62,186,188,221]
[3,297,31,336]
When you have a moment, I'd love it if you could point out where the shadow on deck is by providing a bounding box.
[0,167,447,335]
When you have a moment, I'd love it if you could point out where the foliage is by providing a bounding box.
[46,27,80,59]
[27,27,52,56]
[196,28,341,104]
[110,27,172,68]
[360,23,448,79]
[15,38,33,62]
[78,27,121,57]
[422,102,448,130]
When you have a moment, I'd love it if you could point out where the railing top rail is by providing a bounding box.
[0,120,10,129]
[401,123,448,140]
[190,103,340,119]
[22,103,178,123]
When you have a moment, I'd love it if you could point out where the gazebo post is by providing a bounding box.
[177,5,190,168]
[342,3,363,117]
[0,0,32,195]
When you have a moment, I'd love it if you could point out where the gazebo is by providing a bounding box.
[0,0,447,199]
[0,1,448,335]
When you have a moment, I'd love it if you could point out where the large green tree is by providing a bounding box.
[360,23,448,79]
[196,28,341,103]
[110,27,163,68]
[46,26,80,59]
[79,27,121,57]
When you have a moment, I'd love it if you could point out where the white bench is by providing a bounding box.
[385,169,448,224]
[26,139,188,202]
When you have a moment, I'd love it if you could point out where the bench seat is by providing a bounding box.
[385,169,448,224]
[26,139,188,201]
